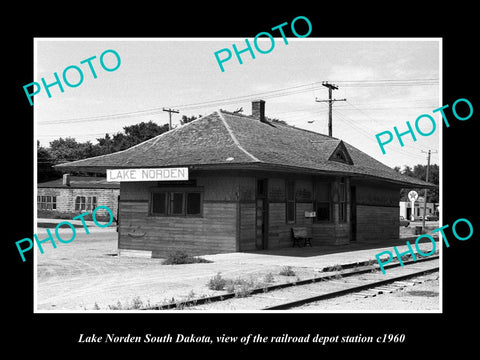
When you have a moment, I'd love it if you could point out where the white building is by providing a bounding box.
[399,197,438,220]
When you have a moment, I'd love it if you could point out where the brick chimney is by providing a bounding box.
[62,173,71,186]
[252,100,266,122]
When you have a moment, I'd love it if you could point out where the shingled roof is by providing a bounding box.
[55,109,433,188]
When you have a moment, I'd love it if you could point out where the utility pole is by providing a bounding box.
[163,107,179,130]
[421,149,437,230]
[315,81,346,137]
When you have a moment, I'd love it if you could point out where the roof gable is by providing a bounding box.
[328,140,353,165]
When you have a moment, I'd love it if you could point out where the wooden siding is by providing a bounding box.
[116,173,402,256]
[267,202,349,247]
[355,183,399,207]
[199,175,255,201]
[118,200,237,257]
[238,202,255,251]
[267,203,289,248]
[356,205,399,242]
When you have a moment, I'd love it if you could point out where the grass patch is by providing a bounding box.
[207,273,273,298]
[279,266,296,276]
[263,272,275,284]
[97,296,152,310]
[162,250,212,265]
[208,272,227,290]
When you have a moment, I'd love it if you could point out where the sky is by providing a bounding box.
[34,38,441,169]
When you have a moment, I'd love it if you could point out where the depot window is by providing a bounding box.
[38,195,57,210]
[75,196,97,211]
[315,182,331,221]
[286,180,295,223]
[338,179,347,222]
[151,190,202,216]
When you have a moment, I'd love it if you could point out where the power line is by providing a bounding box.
[333,109,428,161]
[38,78,439,125]
[336,79,438,87]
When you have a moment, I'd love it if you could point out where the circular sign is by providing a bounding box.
[408,190,418,202]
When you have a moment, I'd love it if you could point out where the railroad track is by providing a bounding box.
[262,264,438,310]
[151,255,439,311]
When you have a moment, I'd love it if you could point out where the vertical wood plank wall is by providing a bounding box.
[118,175,245,257]
[117,173,402,256]
[354,183,400,242]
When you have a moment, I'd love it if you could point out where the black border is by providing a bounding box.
[7,5,478,354]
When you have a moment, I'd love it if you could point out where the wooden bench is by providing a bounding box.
[291,227,312,247]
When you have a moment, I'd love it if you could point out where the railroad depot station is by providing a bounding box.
[56,100,434,258]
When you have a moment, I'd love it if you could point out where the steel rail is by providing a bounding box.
[262,265,439,310]
[149,255,439,310]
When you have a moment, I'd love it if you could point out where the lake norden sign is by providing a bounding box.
[106,168,189,182]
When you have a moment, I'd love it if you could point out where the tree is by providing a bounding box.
[180,115,200,125]
[123,121,169,143]
[49,137,96,163]
[94,121,169,153]
[41,121,172,178]
[402,165,413,177]
[396,164,439,203]
[37,141,61,182]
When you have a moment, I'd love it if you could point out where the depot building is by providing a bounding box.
[56,100,434,258]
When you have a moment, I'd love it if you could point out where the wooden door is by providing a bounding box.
[255,179,268,250]
[350,185,357,241]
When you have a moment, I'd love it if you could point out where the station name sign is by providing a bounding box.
[106,167,189,182]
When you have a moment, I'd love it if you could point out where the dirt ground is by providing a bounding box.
[35,226,441,312]
[36,228,320,310]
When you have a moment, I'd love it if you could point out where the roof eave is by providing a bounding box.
[53,162,436,188]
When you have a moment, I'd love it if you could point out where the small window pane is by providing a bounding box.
[286,202,295,222]
[286,181,295,201]
[257,179,266,196]
[171,192,184,215]
[186,193,201,215]
[339,183,346,202]
[316,203,330,221]
[152,193,166,214]
[339,203,346,222]
[316,183,330,202]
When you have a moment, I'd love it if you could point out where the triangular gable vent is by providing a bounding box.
[328,140,353,165]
